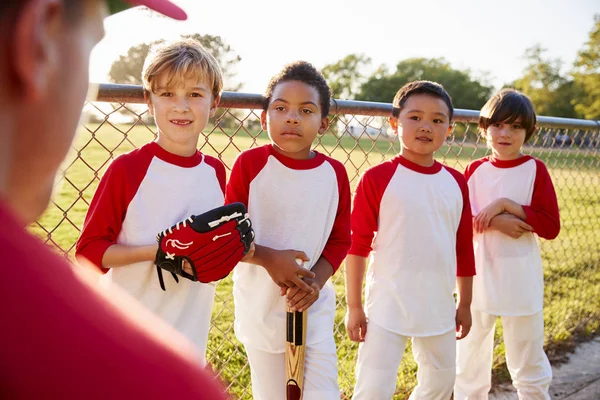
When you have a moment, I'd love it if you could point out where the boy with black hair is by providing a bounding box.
[226,61,351,400]
[346,81,476,399]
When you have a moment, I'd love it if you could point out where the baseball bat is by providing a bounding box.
[285,259,308,400]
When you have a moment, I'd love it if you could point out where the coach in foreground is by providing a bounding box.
[0,1,228,398]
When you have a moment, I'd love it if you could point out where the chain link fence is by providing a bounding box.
[33,84,600,399]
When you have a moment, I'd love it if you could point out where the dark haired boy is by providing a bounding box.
[455,89,560,399]
[345,80,476,399]
[225,61,351,400]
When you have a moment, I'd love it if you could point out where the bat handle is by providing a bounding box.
[286,307,307,400]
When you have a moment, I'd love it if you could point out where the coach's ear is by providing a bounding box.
[260,110,267,131]
[13,0,63,102]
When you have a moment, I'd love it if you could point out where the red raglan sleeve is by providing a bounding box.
[445,166,476,277]
[75,156,130,273]
[321,160,351,273]
[348,163,395,258]
[225,152,250,207]
[463,157,487,184]
[523,159,561,240]
[203,155,227,196]
[225,146,271,208]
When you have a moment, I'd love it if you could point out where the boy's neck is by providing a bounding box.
[155,136,199,157]
[399,149,436,167]
[491,151,524,161]
[271,144,315,160]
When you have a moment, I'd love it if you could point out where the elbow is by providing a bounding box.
[539,221,561,240]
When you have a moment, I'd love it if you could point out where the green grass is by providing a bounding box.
[31,120,600,399]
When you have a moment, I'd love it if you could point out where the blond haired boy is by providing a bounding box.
[77,38,225,361]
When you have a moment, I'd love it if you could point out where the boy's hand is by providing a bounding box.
[345,306,368,342]
[474,199,506,232]
[455,306,472,340]
[241,242,255,261]
[283,278,320,312]
[489,213,534,238]
[183,260,193,276]
[263,250,314,292]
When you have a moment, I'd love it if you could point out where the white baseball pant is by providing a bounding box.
[455,310,551,400]
[352,322,456,400]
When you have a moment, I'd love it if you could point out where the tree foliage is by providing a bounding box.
[511,45,578,118]
[572,14,600,120]
[357,58,493,110]
[322,54,371,100]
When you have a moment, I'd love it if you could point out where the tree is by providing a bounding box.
[511,45,578,118]
[108,34,241,91]
[572,14,600,120]
[357,58,493,110]
[322,54,371,100]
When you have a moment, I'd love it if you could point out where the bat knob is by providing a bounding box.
[286,380,301,400]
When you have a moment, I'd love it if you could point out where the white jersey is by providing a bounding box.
[465,156,560,316]
[76,141,226,358]
[349,155,476,337]
[225,144,351,353]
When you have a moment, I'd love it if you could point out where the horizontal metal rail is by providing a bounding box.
[93,83,600,130]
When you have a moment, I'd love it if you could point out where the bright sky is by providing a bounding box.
[91,0,600,95]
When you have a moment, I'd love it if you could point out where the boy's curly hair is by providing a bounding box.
[479,89,537,143]
[263,61,331,117]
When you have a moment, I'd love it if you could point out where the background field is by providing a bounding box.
[32,112,600,399]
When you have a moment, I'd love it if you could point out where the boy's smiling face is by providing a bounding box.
[261,80,329,160]
[147,74,218,156]
[390,93,452,167]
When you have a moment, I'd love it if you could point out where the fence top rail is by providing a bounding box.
[94,83,600,130]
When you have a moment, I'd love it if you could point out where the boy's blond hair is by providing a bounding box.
[142,38,223,99]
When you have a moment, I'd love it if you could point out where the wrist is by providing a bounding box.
[313,275,329,290]
[146,243,158,261]
[252,245,273,269]
[347,303,364,310]
[499,198,510,212]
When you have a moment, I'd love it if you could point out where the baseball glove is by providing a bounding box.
[154,202,254,291]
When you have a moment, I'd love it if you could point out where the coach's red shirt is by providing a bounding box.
[0,199,227,399]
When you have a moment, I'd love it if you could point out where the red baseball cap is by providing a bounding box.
[107,0,187,20]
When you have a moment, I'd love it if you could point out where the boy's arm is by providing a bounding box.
[450,168,476,278]
[76,157,131,272]
[451,168,475,339]
[345,254,368,342]
[475,161,560,239]
[474,198,527,232]
[321,160,352,274]
[102,243,158,268]
[455,276,473,340]
[344,167,387,342]
[521,160,560,239]
[488,213,534,239]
